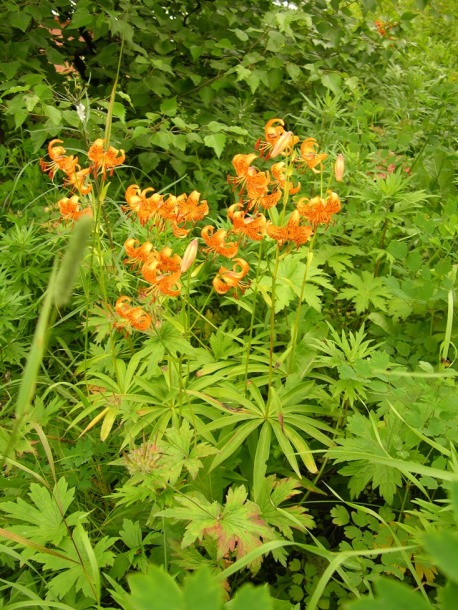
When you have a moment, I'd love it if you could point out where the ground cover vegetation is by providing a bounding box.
[0,0,457,607]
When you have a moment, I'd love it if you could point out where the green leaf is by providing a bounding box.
[0,478,76,546]
[321,73,342,95]
[229,584,273,610]
[150,321,195,357]
[253,423,272,503]
[183,568,224,610]
[331,505,350,526]
[34,530,115,600]
[160,97,178,116]
[345,577,433,610]
[158,486,274,571]
[423,531,458,583]
[128,565,183,610]
[204,133,227,158]
[44,104,62,126]
[441,581,458,610]
[257,476,314,538]
[68,7,94,28]
[210,419,260,471]
[338,271,390,314]
[286,63,302,81]
[9,11,31,32]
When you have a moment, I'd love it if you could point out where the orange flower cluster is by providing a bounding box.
[296,192,341,229]
[125,239,183,298]
[226,119,340,250]
[114,296,152,333]
[124,186,208,236]
[57,195,93,221]
[40,138,126,222]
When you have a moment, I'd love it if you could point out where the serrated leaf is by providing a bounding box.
[257,476,314,538]
[151,321,195,357]
[331,505,350,526]
[157,486,274,571]
[34,530,115,600]
[0,478,75,546]
[338,271,390,313]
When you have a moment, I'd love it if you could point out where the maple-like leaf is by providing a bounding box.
[157,486,275,572]
[256,476,315,539]
[337,271,390,313]
[33,526,116,600]
[0,478,82,548]
[164,420,219,480]
[328,413,404,504]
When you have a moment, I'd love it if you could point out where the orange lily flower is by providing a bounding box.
[201,225,239,258]
[228,204,266,241]
[124,238,155,265]
[125,185,162,226]
[258,189,282,210]
[140,246,182,298]
[57,195,92,221]
[141,261,182,298]
[266,210,313,248]
[114,296,152,332]
[245,167,270,209]
[256,118,299,159]
[296,191,341,228]
[297,138,328,173]
[65,166,93,195]
[212,258,250,297]
[40,139,79,179]
[88,138,125,179]
[228,153,258,189]
[176,191,209,224]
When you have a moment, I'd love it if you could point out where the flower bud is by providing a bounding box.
[180,238,199,272]
[334,154,345,182]
[271,131,294,158]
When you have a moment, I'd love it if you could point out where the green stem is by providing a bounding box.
[243,240,265,390]
[267,246,281,398]
[288,231,318,374]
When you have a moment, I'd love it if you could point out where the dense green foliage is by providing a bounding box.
[0,0,457,608]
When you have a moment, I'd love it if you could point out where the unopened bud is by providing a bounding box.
[334,154,345,182]
[271,131,294,158]
[180,238,199,272]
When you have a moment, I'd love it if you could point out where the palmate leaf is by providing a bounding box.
[328,413,404,504]
[257,253,334,313]
[163,420,219,480]
[33,527,116,600]
[257,476,315,539]
[0,478,80,547]
[337,271,390,314]
[157,486,275,572]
